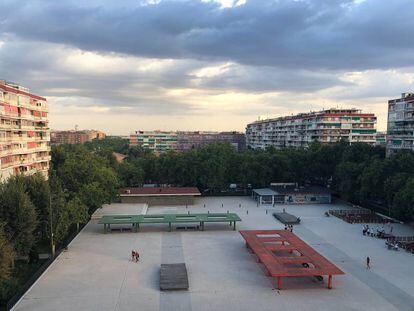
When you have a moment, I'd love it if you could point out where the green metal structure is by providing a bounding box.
[98,213,242,233]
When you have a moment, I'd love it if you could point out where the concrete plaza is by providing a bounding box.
[13,197,414,311]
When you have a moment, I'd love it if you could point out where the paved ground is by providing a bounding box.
[13,197,414,311]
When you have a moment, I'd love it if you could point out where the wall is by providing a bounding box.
[120,195,196,206]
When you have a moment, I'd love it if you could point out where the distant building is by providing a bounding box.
[51,130,106,145]
[386,92,414,155]
[119,187,201,206]
[130,130,245,153]
[246,108,377,149]
[177,131,245,152]
[0,80,50,181]
[375,131,387,147]
[252,183,331,205]
[130,131,178,153]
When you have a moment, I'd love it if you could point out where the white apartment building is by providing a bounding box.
[246,108,377,149]
[387,92,414,155]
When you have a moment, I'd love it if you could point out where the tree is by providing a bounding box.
[24,174,51,240]
[0,223,15,282]
[0,176,37,255]
[334,161,363,203]
[118,162,144,187]
[392,178,414,221]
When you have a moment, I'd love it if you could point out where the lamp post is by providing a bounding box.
[49,192,55,258]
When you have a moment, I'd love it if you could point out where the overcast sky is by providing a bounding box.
[1,0,413,134]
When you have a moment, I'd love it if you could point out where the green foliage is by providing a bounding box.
[392,178,414,220]
[114,141,414,222]
[52,144,119,212]
[23,174,51,240]
[84,136,129,154]
[0,224,15,283]
[0,176,37,255]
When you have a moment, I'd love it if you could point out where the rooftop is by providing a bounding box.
[12,197,414,311]
[252,188,277,196]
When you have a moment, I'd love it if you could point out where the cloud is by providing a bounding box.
[0,0,413,133]
[1,0,414,71]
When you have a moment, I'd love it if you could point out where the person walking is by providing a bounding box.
[131,250,135,262]
[135,250,140,262]
[366,256,370,269]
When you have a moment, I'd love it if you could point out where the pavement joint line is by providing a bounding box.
[295,225,414,311]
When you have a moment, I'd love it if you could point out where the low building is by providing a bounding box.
[252,183,331,205]
[119,187,201,206]
[271,184,332,204]
[252,188,278,205]
[51,129,106,145]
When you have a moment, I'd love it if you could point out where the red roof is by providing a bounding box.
[119,187,201,196]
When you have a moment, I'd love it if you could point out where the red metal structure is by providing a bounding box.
[240,230,344,290]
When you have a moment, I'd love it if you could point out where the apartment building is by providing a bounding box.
[50,130,106,145]
[246,108,377,149]
[0,80,50,181]
[387,92,414,155]
[176,131,246,152]
[130,131,178,153]
[375,132,387,147]
[130,130,246,153]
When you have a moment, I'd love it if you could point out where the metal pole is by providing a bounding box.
[49,193,55,258]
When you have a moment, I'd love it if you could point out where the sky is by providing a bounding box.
[1,0,414,134]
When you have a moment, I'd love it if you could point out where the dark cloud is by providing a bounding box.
[1,0,414,71]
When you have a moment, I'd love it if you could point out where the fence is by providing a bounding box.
[329,209,394,224]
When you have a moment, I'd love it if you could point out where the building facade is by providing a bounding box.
[176,131,245,152]
[130,131,178,153]
[50,130,106,145]
[375,131,387,147]
[130,130,245,153]
[246,108,377,149]
[386,93,414,155]
[0,80,50,181]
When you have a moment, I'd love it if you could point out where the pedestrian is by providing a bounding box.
[366,256,370,269]
[131,250,135,262]
[390,226,393,234]
[290,225,293,232]
[362,225,366,235]
[135,250,140,262]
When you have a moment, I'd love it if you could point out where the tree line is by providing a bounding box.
[108,138,413,221]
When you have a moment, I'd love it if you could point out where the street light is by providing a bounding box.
[49,192,55,258]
